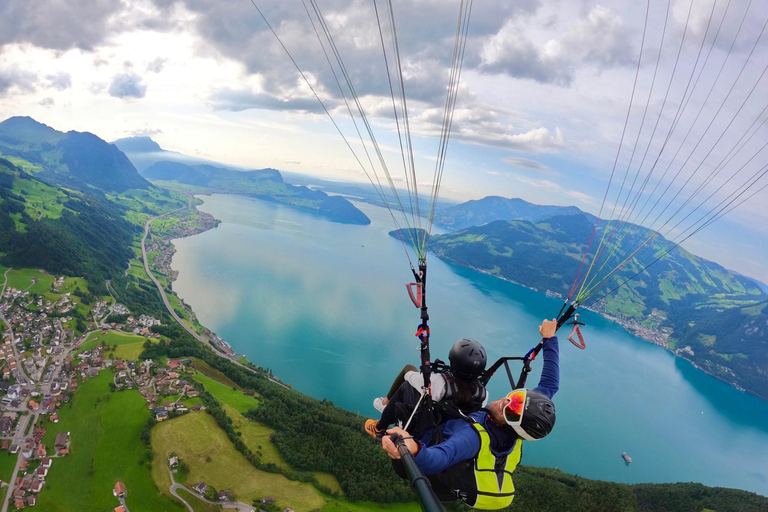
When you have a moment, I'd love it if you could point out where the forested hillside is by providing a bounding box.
[0,158,136,296]
[419,214,768,399]
[0,118,186,310]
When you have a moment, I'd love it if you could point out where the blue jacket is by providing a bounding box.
[413,336,560,475]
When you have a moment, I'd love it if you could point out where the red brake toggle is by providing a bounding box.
[406,282,422,308]
[568,325,586,349]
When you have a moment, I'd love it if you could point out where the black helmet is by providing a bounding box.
[449,338,487,379]
[504,388,556,441]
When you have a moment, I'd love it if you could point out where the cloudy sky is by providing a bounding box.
[1,0,767,283]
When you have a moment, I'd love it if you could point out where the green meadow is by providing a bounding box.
[152,412,325,512]
[38,371,183,512]
[192,372,260,414]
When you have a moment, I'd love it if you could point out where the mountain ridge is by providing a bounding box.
[141,160,371,225]
[0,116,150,192]
[414,211,768,400]
[434,195,589,230]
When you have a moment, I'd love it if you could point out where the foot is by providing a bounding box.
[373,397,386,413]
[364,419,385,439]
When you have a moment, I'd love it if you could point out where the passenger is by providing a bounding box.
[380,319,560,509]
[364,338,488,439]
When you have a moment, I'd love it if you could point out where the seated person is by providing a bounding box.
[379,319,560,510]
[365,338,488,438]
[365,338,488,437]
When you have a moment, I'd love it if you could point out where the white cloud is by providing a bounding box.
[566,190,597,205]
[515,175,560,191]
[503,157,558,174]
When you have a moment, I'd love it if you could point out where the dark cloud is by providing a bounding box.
[481,29,572,85]
[481,5,634,85]
[147,57,167,73]
[46,72,72,91]
[209,87,330,113]
[108,73,147,99]
[152,0,540,106]
[0,0,122,51]
[0,66,38,96]
[0,0,178,53]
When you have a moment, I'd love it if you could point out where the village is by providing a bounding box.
[0,276,166,511]
[0,278,80,511]
[0,274,293,512]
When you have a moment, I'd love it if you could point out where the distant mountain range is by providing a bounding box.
[114,136,455,219]
[402,197,768,400]
[113,136,241,173]
[433,195,587,230]
[281,171,458,214]
[113,136,370,225]
[141,159,370,225]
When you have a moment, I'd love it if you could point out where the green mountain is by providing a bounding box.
[417,213,768,400]
[0,116,150,192]
[0,157,137,296]
[142,160,371,225]
[434,195,586,230]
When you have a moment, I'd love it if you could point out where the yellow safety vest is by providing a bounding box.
[470,421,523,509]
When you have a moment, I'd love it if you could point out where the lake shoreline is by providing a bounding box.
[462,264,754,399]
[164,192,768,497]
[168,193,758,401]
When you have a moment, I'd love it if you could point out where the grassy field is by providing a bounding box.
[79,330,157,361]
[189,358,241,389]
[320,498,420,512]
[176,487,221,512]
[112,341,146,361]
[0,450,17,483]
[193,373,259,414]
[11,172,71,221]
[107,188,187,226]
[314,472,343,494]
[152,412,325,512]
[222,404,288,470]
[80,331,147,352]
[37,371,183,512]
[5,268,53,293]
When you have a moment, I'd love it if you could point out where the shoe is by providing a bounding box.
[364,419,384,439]
[373,397,386,413]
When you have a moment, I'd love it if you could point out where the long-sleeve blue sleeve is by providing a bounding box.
[413,420,481,475]
[533,336,560,399]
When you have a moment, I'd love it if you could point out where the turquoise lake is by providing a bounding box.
[171,193,768,497]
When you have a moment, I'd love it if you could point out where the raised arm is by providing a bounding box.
[534,319,560,399]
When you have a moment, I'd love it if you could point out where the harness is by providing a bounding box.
[441,418,522,510]
[442,372,485,407]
